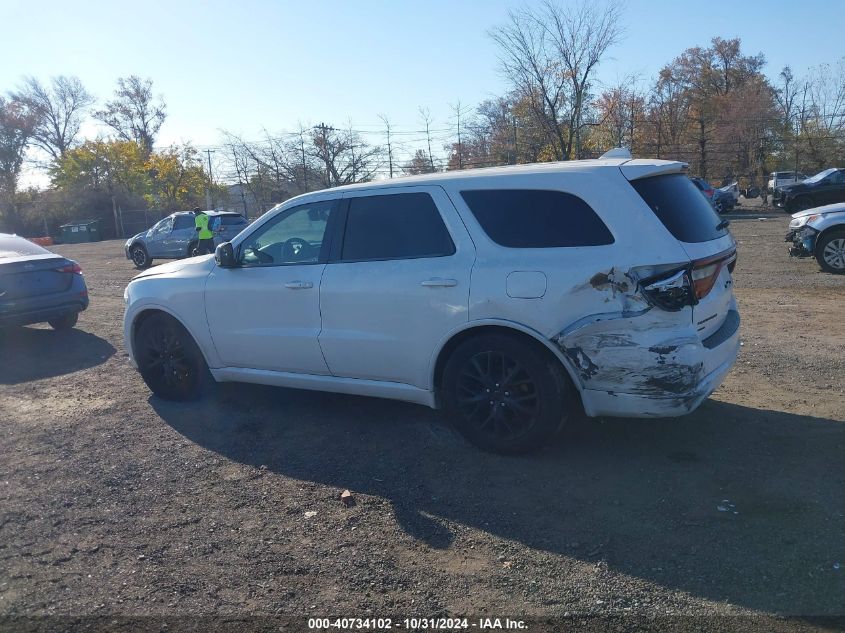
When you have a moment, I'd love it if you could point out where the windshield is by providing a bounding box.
[804,168,838,184]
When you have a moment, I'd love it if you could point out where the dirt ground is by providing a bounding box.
[1,210,844,629]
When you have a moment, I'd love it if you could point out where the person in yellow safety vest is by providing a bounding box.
[193,207,215,255]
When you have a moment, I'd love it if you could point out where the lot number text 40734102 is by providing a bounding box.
[307,617,528,630]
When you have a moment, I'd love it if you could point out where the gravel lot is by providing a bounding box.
[2,211,844,628]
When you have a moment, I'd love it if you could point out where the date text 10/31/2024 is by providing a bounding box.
[308,618,528,630]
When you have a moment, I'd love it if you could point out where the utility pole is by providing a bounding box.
[380,115,394,178]
[317,123,333,187]
[512,117,518,165]
[205,149,215,209]
[299,126,308,192]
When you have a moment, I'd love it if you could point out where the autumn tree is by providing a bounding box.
[0,96,37,232]
[12,76,94,161]
[403,149,437,175]
[146,145,210,211]
[95,76,166,154]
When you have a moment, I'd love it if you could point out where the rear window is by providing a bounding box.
[631,174,728,243]
[459,189,614,248]
[0,236,50,258]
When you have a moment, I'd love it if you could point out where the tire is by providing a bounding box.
[815,229,845,274]
[788,196,815,213]
[48,312,78,330]
[188,242,199,257]
[135,313,210,401]
[441,333,571,454]
[130,244,151,269]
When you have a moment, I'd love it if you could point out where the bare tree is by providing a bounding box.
[12,76,94,161]
[95,76,166,154]
[312,124,380,188]
[491,0,622,160]
[419,107,436,171]
[544,0,623,157]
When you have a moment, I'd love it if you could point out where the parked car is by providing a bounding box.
[0,233,88,329]
[713,184,737,213]
[785,202,845,274]
[690,177,715,204]
[123,154,740,454]
[767,171,806,192]
[773,168,845,212]
[124,211,249,269]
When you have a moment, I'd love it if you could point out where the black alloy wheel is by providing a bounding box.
[131,245,151,269]
[135,313,208,401]
[442,334,569,454]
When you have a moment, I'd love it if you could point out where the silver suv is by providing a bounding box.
[125,211,248,269]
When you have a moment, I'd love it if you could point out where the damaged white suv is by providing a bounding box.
[124,153,740,453]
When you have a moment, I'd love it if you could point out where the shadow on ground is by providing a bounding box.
[0,326,116,384]
[152,384,845,615]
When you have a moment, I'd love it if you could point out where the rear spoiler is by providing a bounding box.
[620,160,689,181]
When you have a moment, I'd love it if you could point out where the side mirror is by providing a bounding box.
[215,242,237,268]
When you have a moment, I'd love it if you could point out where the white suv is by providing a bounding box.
[124,156,740,453]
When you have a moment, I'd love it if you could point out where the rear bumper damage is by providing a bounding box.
[554,305,740,418]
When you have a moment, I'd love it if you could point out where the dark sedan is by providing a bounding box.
[0,234,88,330]
[773,168,845,212]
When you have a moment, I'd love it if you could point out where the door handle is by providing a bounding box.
[420,278,458,287]
[284,281,313,289]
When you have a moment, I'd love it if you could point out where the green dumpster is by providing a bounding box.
[60,219,102,244]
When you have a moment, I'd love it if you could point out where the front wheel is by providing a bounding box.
[788,196,815,213]
[816,230,845,274]
[130,245,151,269]
[441,334,571,454]
[48,313,78,330]
[135,313,209,400]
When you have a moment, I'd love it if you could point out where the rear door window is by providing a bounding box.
[460,189,613,248]
[631,174,728,243]
[173,215,194,230]
[340,193,455,261]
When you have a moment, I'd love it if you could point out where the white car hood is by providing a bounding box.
[791,202,845,219]
[133,254,216,279]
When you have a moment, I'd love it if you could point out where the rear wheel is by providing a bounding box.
[131,245,151,269]
[441,334,571,454]
[48,312,78,330]
[188,242,199,257]
[816,230,845,274]
[135,313,209,400]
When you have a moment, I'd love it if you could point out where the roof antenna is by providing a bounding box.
[600,148,632,159]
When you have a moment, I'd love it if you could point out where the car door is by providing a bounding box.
[162,214,194,257]
[820,170,845,205]
[204,199,338,374]
[145,217,173,257]
[318,186,474,390]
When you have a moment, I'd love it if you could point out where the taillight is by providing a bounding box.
[690,250,736,300]
[56,262,82,274]
[641,268,693,311]
[640,249,736,310]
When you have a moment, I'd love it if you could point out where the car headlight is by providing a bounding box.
[789,214,820,229]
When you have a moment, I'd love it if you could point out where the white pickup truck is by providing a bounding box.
[768,171,806,192]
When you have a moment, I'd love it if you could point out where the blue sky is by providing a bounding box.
[2,0,843,153]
